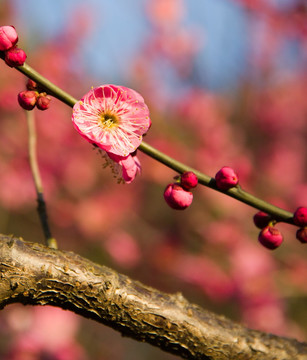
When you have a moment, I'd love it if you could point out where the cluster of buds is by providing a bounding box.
[253,206,307,250]
[18,79,51,111]
[164,171,198,210]
[0,25,26,67]
[164,166,239,210]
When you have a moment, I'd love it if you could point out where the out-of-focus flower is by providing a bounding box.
[215,166,239,190]
[106,151,141,184]
[4,306,86,360]
[258,226,283,250]
[146,0,184,29]
[17,90,38,110]
[104,231,141,268]
[180,171,198,190]
[293,206,307,227]
[164,183,193,210]
[72,84,151,156]
[4,46,26,67]
[0,25,18,51]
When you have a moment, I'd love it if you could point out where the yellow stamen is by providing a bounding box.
[99,112,119,129]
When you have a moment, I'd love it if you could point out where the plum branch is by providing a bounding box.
[0,234,306,360]
[3,61,293,225]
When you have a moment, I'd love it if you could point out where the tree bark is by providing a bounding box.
[0,234,306,360]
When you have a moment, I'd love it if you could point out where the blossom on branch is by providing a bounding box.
[105,151,141,184]
[72,85,151,157]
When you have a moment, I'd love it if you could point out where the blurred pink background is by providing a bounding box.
[0,0,307,359]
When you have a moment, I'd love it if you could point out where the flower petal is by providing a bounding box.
[72,85,151,156]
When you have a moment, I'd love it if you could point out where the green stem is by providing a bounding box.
[26,110,58,249]
[16,63,78,107]
[138,142,293,223]
[12,61,294,225]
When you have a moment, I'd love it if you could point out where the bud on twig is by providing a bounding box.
[4,46,26,67]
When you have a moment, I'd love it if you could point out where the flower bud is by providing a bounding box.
[0,25,18,51]
[215,166,239,190]
[26,79,38,91]
[36,95,51,111]
[164,183,193,210]
[4,46,26,67]
[258,226,283,250]
[296,228,307,244]
[18,91,38,110]
[180,171,198,190]
[253,211,272,229]
[293,207,307,227]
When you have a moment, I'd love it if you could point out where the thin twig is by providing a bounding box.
[26,110,58,249]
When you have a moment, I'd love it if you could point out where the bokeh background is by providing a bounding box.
[1,0,307,359]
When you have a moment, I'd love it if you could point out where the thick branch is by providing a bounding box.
[0,234,306,360]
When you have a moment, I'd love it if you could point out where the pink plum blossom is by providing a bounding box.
[72,84,151,156]
[106,151,141,184]
[0,25,18,51]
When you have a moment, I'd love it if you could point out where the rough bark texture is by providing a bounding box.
[0,234,306,360]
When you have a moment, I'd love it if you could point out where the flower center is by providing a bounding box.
[100,112,119,129]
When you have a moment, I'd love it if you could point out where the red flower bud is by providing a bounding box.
[4,46,26,67]
[26,79,38,91]
[0,25,18,51]
[253,211,272,229]
[293,207,307,227]
[18,91,38,110]
[164,183,193,210]
[296,228,307,244]
[258,226,283,250]
[36,95,51,111]
[215,166,239,190]
[180,171,198,190]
